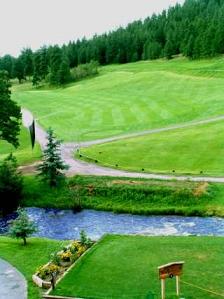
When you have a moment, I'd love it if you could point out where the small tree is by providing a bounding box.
[9,208,37,245]
[0,154,23,215]
[37,128,68,187]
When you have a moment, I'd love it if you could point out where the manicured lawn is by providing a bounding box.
[12,57,224,142]
[51,235,224,299]
[0,126,41,165]
[21,175,224,217]
[0,237,67,299]
[79,120,224,176]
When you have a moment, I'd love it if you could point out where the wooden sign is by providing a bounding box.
[158,261,184,299]
[158,261,184,279]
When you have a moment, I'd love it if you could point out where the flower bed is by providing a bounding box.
[32,231,93,289]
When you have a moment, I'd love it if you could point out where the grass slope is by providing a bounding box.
[21,175,224,217]
[0,126,41,165]
[79,120,224,176]
[13,57,224,142]
[51,235,224,299]
[0,237,66,299]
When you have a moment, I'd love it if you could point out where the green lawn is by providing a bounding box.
[79,120,224,176]
[21,175,224,217]
[51,235,224,299]
[12,57,224,142]
[0,126,41,165]
[0,237,66,299]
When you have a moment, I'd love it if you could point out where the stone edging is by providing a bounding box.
[43,236,105,299]
[33,241,93,290]
[42,295,82,299]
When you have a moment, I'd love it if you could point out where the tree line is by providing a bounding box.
[1,0,224,85]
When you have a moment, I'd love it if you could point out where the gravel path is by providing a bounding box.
[0,258,27,299]
[22,108,224,183]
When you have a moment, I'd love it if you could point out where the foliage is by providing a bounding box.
[48,45,63,85]
[0,154,23,215]
[0,70,21,147]
[71,60,99,81]
[50,251,62,266]
[47,46,71,86]
[37,237,92,282]
[57,55,72,85]
[0,55,15,78]
[9,208,37,245]
[70,241,81,254]
[80,230,93,248]
[37,128,68,187]
[20,48,34,78]
[21,175,224,217]
[12,56,25,83]
[3,0,224,82]
[32,47,48,86]
[37,263,60,280]
[58,250,73,262]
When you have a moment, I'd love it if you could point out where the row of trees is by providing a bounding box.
[0,46,99,86]
[0,0,224,85]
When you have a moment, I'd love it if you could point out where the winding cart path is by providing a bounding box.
[0,258,27,299]
[21,108,224,183]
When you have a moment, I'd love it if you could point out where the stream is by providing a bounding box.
[1,207,224,240]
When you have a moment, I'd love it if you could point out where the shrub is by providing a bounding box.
[71,60,99,81]
[50,252,61,266]
[0,154,23,215]
[80,230,93,248]
[58,250,72,262]
[37,263,60,280]
[70,240,81,253]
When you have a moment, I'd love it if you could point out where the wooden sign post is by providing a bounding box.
[158,261,184,299]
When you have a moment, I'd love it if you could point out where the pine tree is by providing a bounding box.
[21,48,34,79]
[48,46,62,85]
[164,40,173,59]
[37,128,68,187]
[0,55,15,78]
[57,56,71,85]
[13,57,25,83]
[143,40,162,60]
[0,71,21,147]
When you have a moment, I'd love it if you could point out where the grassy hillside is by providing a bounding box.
[51,235,224,299]
[0,126,41,165]
[79,120,224,176]
[0,237,66,299]
[13,57,224,142]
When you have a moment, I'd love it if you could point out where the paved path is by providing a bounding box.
[21,108,224,183]
[0,258,27,299]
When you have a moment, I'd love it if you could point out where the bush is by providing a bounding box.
[37,263,60,280]
[80,230,93,248]
[0,154,23,215]
[58,250,73,262]
[71,60,99,81]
